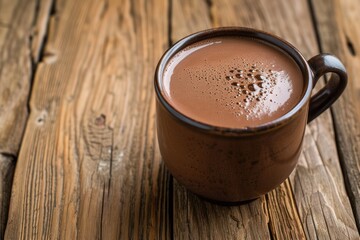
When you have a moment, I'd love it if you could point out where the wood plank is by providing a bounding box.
[310,0,360,230]
[0,0,53,237]
[172,0,358,239]
[0,155,14,237]
[171,1,305,239]
[5,0,170,239]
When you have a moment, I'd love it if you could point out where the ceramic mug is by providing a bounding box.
[154,27,347,203]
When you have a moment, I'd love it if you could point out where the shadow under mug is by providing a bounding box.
[154,27,347,203]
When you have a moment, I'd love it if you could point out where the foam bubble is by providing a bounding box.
[255,74,265,81]
[248,84,255,91]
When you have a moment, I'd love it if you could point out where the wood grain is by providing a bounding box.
[310,0,360,230]
[174,182,271,239]
[0,0,53,237]
[266,180,306,239]
[2,0,359,238]
[5,0,170,239]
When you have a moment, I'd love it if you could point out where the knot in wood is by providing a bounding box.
[95,114,106,127]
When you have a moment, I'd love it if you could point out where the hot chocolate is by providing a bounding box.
[161,36,304,128]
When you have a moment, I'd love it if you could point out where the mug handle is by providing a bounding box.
[307,54,347,123]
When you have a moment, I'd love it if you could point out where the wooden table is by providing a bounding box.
[0,0,359,239]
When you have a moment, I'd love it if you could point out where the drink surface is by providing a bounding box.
[161,36,304,128]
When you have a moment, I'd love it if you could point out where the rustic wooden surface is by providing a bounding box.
[0,0,359,239]
[4,0,170,239]
[311,0,360,229]
[0,0,52,236]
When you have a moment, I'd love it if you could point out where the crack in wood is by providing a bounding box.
[167,0,173,46]
[0,152,16,161]
[30,0,56,64]
[0,154,15,239]
[32,0,42,26]
[205,0,214,26]
[307,0,323,52]
[50,0,57,15]
[99,0,109,20]
[229,214,241,228]
[346,36,356,56]
[265,194,276,240]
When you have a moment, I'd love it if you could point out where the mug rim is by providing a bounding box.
[154,27,313,135]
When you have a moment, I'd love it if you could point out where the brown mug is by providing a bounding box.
[154,27,347,203]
